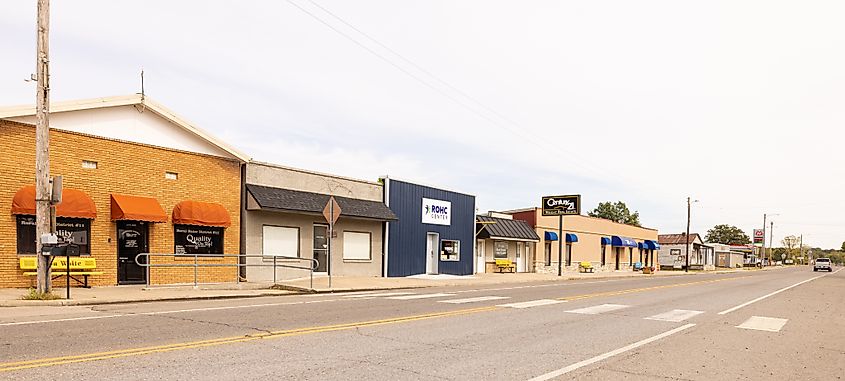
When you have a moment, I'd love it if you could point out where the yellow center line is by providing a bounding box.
[0,274,751,372]
[0,306,498,373]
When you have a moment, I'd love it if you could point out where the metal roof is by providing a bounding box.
[246,184,397,221]
[476,215,540,241]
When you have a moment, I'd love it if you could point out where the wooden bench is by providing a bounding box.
[20,257,103,288]
[579,261,594,273]
[495,259,515,273]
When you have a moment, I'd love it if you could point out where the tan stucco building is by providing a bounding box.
[508,208,659,273]
[243,162,395,282]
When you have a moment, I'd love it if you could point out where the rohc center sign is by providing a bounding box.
[422,198,451,226]
[542,195,581,216]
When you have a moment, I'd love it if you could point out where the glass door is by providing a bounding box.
[118,221,148,285]
[313,225,329,273]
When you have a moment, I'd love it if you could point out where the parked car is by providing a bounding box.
[814,258,832,272]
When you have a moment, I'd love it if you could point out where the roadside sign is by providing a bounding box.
[753,229,764,246]
[322,196,341,225]
[541,195,581,216]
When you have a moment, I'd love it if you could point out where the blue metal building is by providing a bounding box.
[382,178,475,277]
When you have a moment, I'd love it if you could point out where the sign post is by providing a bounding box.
[541,195,581,276]
[322,196,341,288]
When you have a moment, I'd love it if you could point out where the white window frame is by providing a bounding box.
[342,231,372,261]
[440,239,460,262]
[262,225,300,258]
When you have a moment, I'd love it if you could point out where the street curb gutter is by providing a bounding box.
[0,266,791,307]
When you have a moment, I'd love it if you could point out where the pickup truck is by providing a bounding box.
[814,258,832,272]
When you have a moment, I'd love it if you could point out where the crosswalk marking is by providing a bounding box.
[342,292,416,298]
[497,299,564,309]
[439,296,510,304]
[645,309,704,322]
[736,316,788,332]
[565,304,629,315]
[387,293,456,300]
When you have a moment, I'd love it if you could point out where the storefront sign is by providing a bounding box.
[541,195,581,216]
[16,216,90,255]
[174,225,224,255]
[753,229,764,246]
[494,241,508,259]
[422,198,451,226]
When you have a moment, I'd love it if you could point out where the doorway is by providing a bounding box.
[516,243,524,272]
[313,224,329,273]
[426,233,439,274]
[615,247,621,270]
[117,221,148,285]
[476,240,485,274]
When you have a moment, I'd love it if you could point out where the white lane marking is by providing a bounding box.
[0,314,125,326]
[342,292,416,298]
[527,323,696,381]
[387,293,455,300]
[645,309,704,322]
[718,268,842,315]
[439,296,510,304]
[498,299,565,309]
[565,304,629,315]
[736,316,788,332]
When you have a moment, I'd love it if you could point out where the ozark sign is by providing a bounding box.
[542,195,581,216]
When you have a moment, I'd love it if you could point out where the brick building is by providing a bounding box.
[0,95,248,287]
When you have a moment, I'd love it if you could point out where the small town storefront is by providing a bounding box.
[242,162,395,281]
[508,209,659,273]
[0,96,245,287]
[383,178,475,277]
[476,214,539,273]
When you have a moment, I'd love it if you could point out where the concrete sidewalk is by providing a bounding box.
[0,266,781,307]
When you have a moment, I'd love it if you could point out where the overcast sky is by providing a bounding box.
[2,1,844,249]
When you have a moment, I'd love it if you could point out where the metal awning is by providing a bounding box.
[611,236,638,248]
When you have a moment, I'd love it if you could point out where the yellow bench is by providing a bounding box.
[495,259,515,273]
[579,261,594,273]
[20,257,103,288]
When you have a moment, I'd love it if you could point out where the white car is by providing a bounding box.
[814,258,832,272]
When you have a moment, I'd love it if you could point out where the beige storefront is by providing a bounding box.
[508,208,659,273]
[242,162,395,282]
[475,213,540,273]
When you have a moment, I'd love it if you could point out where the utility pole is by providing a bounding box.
[685,197,691,273]
[799,234,803,265]
[761,213,767,267]
[769,221,774,266]
[35,0,52,294]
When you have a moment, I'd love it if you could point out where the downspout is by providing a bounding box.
[382,177,390,278]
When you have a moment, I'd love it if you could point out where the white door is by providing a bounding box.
[426,233,439,274]
[516,243,525,272]
[476,240,485,274]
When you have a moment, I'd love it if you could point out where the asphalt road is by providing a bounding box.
[1,266,842,380]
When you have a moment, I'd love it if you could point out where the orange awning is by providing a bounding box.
[11,185,97,219]
[110,194,167,222]
[172,201,231,227]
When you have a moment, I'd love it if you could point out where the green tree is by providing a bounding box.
[588,201,641,227]
[840,241,845,251]
[704,225,751,245]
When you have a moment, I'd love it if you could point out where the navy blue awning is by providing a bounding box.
[565,233,578,243]
[643,240,660,250]
[611,236,638,247]
[600,237,612,246]
[544,231,559,241]
[637,242,644,249]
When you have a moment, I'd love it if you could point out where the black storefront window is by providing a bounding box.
[174,225,224,256]
[16,215,91,255]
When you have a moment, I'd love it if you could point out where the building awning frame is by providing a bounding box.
[110,194,167,222]
[611,236,638,248]
[11,185,97,219]
[172,200,231,227]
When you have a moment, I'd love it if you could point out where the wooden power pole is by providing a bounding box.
[35,0,52,294]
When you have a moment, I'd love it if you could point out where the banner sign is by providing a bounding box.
[422,198,451,226]
[541,195,581,216]
[753,229,764,246]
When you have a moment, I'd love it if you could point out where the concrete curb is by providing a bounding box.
[0,266,791,307]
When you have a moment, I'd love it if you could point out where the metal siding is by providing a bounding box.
[386,180,475,277]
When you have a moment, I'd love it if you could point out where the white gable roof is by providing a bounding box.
[0,94,250,162]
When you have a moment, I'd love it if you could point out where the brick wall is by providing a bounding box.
[0,120,241,287]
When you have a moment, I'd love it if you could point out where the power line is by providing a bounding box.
[285,0,609,177]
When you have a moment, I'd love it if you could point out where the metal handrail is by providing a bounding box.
[135,253,319,289]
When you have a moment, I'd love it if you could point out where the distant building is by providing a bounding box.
[657,233,715,270]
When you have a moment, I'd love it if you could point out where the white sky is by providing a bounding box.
[2,1,844,249]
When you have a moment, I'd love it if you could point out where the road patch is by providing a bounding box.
[736,316,788,332]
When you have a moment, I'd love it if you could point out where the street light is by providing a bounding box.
[761,213,780,267]
[685,197,699,273]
